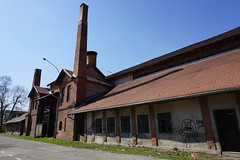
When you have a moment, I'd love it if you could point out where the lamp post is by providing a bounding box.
[43,57,60,138]
[43,58,60,74]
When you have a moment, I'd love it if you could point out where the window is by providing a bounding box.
[158,112,173,133]
[66,85,71,102]
[107,117,115,133]
[61,87,65,102]
[96,119,102,134]
[121,116,130,133]
[64,118,67,132]
[34,101,36,110]
[31,101,34,109]
[59,121,63,130]
[37,106,43,124]
[137,114,149,133]
[34,101,38,110]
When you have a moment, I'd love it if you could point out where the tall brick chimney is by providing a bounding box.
[73,3,88,106]
[32,68,41,86]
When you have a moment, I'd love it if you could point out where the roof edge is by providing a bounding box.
[107,27,240,79]
[70,87,240,114]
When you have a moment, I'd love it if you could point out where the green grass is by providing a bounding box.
[4,134,231,160]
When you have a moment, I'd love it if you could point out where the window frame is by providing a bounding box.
[95,118,102,134]
[66,85,71,102]
[120,116,131,133]
[59,121,63,130]
[157,112,173,133]
[64,118,67,132]
[137,114,150,134]
[107,117,115,134]
[61,87,65,103]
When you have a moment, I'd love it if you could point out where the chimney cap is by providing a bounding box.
[87,51,98,56]
[80,3,88,7]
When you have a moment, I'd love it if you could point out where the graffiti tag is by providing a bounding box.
[196,120,203,129]
[178,119,199,142]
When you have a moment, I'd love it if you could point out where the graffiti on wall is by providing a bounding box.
[178,119,203,142]
[196,120,204,129]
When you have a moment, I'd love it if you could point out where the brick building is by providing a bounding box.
[25,3,240,153]
[5,113,27,136]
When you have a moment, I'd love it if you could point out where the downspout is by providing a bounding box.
[52,94,59,138]
[46,98,52,137]
[34,100,38,137]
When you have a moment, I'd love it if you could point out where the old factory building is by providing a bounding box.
[24,3,240,153]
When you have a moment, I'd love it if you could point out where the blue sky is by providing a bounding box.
[0,0,239,92]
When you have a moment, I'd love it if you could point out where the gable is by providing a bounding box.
[53,69,72,86]
[28,86,49,97]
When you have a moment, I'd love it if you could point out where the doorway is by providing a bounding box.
[74,113,85,141]
[214,109,240,151]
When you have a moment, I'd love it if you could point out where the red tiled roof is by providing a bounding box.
[71,49,240,114]
[4,113,27,124]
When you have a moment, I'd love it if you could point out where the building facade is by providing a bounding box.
[5,113,27,136]
[24,3,240,153]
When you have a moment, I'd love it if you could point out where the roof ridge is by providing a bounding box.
[123,48,240,85]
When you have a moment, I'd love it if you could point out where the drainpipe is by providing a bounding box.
[46,98,52,137]
[34,100,38,137]
[52,94,59,138]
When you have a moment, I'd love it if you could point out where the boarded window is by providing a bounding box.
[96,119,102,134]
[121,116,130,133]
[137,114,149,133]
[158,112,173,133]
[107,117,115,133]
[61,87,65,102]
[66,85,71,102]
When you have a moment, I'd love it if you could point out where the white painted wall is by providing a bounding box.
[83,92,239,153]
[154,98,206,150]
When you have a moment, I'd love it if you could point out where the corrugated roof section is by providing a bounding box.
[71,49,240,114]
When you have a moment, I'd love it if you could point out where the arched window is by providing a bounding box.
[31,101,34,110]
[66,85,71,102]
[61,87,65,102]
[59,121,63,130]
[64,118,67,132]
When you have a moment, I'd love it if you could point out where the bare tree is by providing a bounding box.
[0,76,28,131]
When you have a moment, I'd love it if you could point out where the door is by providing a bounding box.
[214,109,240,151]
[74,113,85,141]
